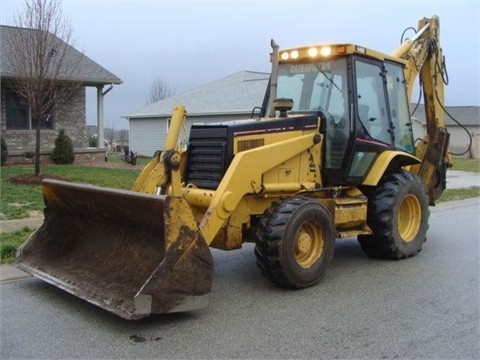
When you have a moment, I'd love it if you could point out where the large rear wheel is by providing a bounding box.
[254,198,335,288]
[358,170,430,259]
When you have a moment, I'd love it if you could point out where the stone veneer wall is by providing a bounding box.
[0,84,87,150]
[4,148,107,165]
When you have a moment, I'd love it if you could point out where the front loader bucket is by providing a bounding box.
[15,179,213,320]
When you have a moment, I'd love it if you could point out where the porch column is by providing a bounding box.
[97,85,105,149]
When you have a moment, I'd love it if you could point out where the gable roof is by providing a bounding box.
[411,104,479,126]
[125,70,269,119]
[0,25,122,85]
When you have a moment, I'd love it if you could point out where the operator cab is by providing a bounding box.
[272,44,415,186]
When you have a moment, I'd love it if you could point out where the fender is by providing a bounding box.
[362,150,420,186]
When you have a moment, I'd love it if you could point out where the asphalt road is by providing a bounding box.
[1,198,479,359]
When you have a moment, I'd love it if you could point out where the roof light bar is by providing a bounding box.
[280,46,337,61]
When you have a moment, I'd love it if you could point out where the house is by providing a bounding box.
[0,25,122,163]
[411,104,480,158]
[124,71,270,156]
[125,70,479,159]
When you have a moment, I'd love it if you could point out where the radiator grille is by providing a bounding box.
[185,138,227,189]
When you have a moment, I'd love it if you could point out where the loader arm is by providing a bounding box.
[199,133,321,245]
[391,16,450,203]
[132,105,186,196]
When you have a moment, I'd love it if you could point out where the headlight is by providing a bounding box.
[308,47,318,57]
[320,47,332,56]
[281,50,300,60]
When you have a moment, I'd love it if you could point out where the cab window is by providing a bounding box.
[385,61,415,153]
[354,60,392,145]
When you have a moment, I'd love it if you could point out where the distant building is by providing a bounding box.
[125,70,479,159]
[0,25,122,162]
[411,104,480,158]
[124,71,269,156]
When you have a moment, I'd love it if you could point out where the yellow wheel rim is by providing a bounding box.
[294,221,324,268]
[397,194,421,242]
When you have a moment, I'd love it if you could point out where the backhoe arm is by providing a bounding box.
[391,16,450,203]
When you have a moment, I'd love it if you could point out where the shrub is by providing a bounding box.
[51,129,74,164]
[0,136,7,166]
[88,135,98,147]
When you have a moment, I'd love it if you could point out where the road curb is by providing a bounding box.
[431,197,480,211]
[0,218,44,234]
[0,264,31,284]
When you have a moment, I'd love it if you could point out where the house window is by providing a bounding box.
[34,113,54,130]
[6,90,29,129]
[5,89,54,130]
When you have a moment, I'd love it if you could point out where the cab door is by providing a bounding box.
[345,58,394,181]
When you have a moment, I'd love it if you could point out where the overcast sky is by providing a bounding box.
[1,0,479,129]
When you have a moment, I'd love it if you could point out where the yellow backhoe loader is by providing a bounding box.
[15,16,451,319]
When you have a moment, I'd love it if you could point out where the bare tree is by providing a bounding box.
[105,123,115,150]
[4,0,83,175]
[146,76,176,104]
[118,129,128,147]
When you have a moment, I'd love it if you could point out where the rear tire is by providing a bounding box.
[255,198,335,288]
[358,170,430,259]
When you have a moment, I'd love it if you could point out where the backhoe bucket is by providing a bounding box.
[15,179,213,320]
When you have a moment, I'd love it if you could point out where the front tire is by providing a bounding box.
[358,170,430,259]
[255,198,335,288]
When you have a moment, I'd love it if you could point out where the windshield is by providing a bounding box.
[277,58,349,119]
[277,58,350,170]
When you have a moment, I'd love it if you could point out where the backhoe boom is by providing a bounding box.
[391,16,450,202]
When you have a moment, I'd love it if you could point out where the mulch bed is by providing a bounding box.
[8,173,68,186]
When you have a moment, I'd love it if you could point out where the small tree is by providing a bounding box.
[5,0,83,175]
[51,129,74,164]
[1,137,8,166]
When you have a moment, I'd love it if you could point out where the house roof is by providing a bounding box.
[0,25,122,85]
[125,70,269,119]
[411,104,479,127]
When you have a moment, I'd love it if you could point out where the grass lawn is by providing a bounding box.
[436,158,480,202]
[450,157,480,172]
[1,164,141,219]
[437,186,480,202]
[106,152,151,166]
[0,227,32,264]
